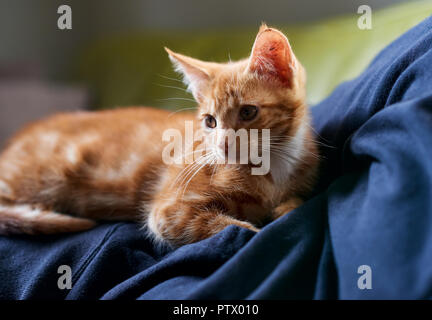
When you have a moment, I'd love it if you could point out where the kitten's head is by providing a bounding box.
[166,25,308,167]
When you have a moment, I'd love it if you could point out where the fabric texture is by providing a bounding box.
[1,15,432,300]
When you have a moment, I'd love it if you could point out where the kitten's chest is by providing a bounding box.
[217,168,284,212]
[221,175,284,224]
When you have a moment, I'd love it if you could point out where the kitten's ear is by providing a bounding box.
[247,24,298,87]
[165,47,214,102]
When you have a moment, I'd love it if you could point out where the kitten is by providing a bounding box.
[0,25,318,246]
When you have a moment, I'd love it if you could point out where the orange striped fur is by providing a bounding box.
[0,25,318,246]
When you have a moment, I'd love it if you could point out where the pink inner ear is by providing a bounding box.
[249,30,294,87]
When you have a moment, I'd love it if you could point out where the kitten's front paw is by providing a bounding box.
[272,197,303,220]
[216,215,260,233]
[245,224,260,233]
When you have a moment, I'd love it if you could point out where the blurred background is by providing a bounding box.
[0,0,431,146]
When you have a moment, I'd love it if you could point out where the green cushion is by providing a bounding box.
[73,0,432,109]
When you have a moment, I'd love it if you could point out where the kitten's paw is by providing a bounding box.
[272,197,303,220]
[245,224,260,233]
[215,215,260,233]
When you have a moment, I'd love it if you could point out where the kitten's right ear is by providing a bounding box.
[165,48,214,102]
[247,24,298,88]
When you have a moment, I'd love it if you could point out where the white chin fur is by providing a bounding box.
[270,121,307,186]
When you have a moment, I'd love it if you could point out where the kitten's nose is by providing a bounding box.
[216,128,232,157]
[218,140,229,156]
[223,141,229,155]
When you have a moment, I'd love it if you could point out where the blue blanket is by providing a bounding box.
[1,16,432,300]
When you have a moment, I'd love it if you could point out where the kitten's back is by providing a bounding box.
[0,107,195,233]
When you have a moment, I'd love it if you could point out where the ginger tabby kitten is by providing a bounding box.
[0,25,318,246]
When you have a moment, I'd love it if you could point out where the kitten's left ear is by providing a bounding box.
[247,24,298,88]
[165,48,216,102]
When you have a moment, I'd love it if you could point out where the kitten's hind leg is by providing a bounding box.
[0,202,96,235]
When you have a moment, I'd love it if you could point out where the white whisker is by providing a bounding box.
[158,97,197,103]
[157,74,184,83]
[168,107,197,118]
[154,83,189,93]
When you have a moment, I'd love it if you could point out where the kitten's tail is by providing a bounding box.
[0,202,96,235]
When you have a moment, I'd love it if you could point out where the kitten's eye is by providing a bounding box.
[239,105,258,121]
[204,115,217,128]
